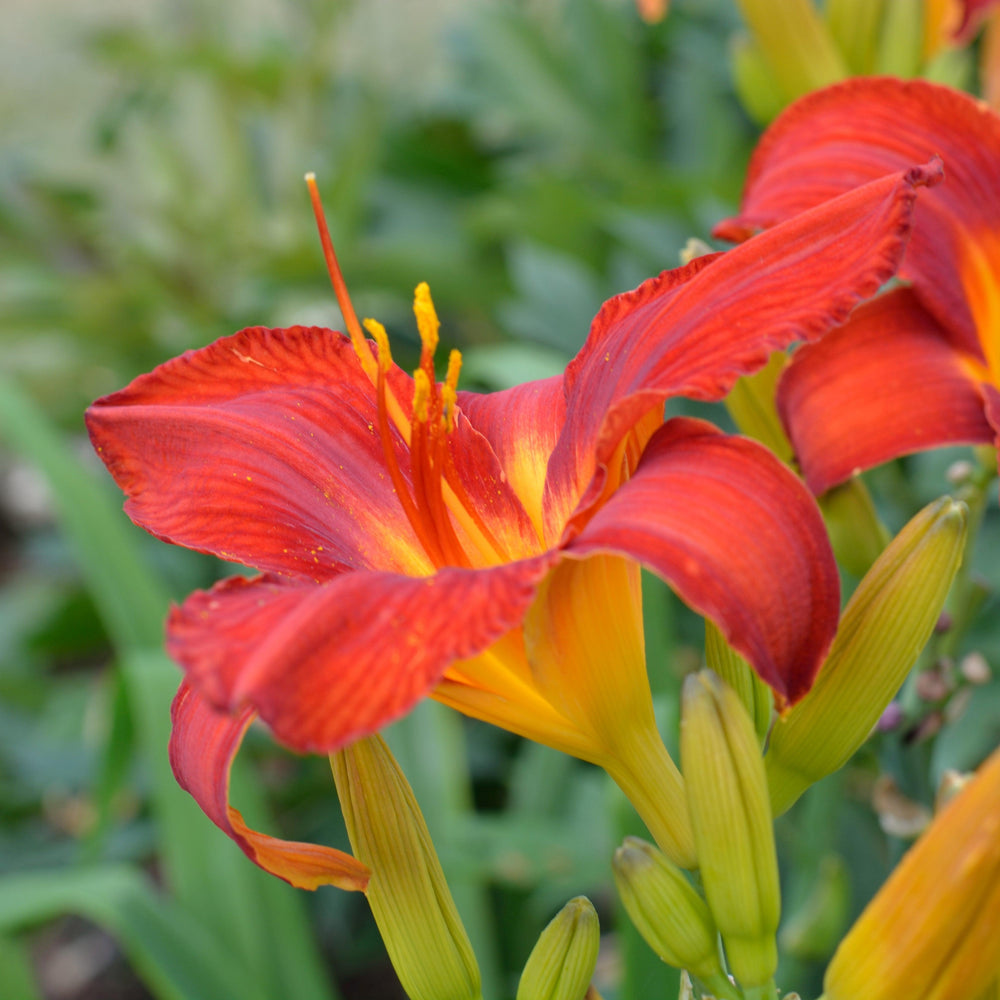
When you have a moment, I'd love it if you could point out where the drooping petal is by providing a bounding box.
[715,78,1000,372]
[168,681,369,891]
[167,557,557,754]
[566,417,839,704]
[86,326,430,578]
[545,161,941,531]
[457,376,565,544]
[777,288,995,494]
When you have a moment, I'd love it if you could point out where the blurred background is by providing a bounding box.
[2,1,998,998]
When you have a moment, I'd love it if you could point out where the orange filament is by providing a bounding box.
[307,173,510,570]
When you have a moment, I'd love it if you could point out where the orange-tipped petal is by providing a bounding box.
[715,78,1000,374]
[778,288,995,494]
[167,559,556,754]
[546,160,940,529]
[168,681,369,891]
[567,418,839,703]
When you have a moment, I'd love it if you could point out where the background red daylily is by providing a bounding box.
[715,77,1000,495]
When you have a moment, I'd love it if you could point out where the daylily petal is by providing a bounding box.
[547,161,940,530]
[167,557,557,754]
[715,78,1000,372]
[566,417,839,703]
[457,376,565,544]
[86,326,430,578]
[168,681,369,891]
[778,288,995,494]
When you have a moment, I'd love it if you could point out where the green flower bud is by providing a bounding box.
[767,498,967,815]
[613,837,733,995]
[725,352,794,463]
[516,897,599,1000]
[825,0,884,73]
[874,0,923,76]
[819,478,891,578]
[681,671,779,988]
[705,619,773,745]
[331,736,481,1000]
[732,0,848,103]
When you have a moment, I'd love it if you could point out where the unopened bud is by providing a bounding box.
[516,897,599,1000]
[818,478,891,577]
[331,736,481,1000]
[705,619,773,744]
[732,0,848,102]
[767,498,967,815]
[612,837,727,989]
[681,671,779,987]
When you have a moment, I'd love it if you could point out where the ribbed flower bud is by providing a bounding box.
[767,498,967,816]
[818,478,891,578]
[732,0,847,103]
[613,837,733,995]
[704,620,773,745]
[725,352,794,464]
[823,746,1000,1000]
[681,671,779,988]
[330,735,481,1000]
[516,897,599,1000]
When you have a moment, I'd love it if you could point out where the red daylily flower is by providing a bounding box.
[88,165,935,884]
[715,78,1000,496]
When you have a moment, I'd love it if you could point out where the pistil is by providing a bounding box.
[306,172,510,571]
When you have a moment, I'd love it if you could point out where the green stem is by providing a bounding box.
[741,979,778,1000]
[700,971,743,1000]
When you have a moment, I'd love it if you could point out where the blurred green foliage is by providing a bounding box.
[1,1,997,998]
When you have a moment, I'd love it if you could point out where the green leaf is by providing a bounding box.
[0,935,42,1000]
[0,866,267,1000]
[0,379,340,1000]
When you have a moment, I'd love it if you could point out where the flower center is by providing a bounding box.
[305,174,505,569]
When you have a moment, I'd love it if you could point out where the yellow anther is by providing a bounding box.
[412,368,432,423]
[363,319,393,374]
[441,384,457,434]
[414,282,440,358]
[445,348,462,392]
[441,349,463,432]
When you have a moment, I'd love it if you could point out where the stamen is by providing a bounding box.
[361,320,446,566]
[412,369,432,424]
[363,319,393,375]
[441,349,462,433]
[413,282,440,375]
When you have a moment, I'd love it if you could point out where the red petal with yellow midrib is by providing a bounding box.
[169,682,369,891]
[87,327,429,578]
[778,289,995,494]
[715,78,1000,367]
[457,376,566,545]
[567,418,839,704]
[545,161,941,532]
[167,556,556,754]
[87,325,540,578]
